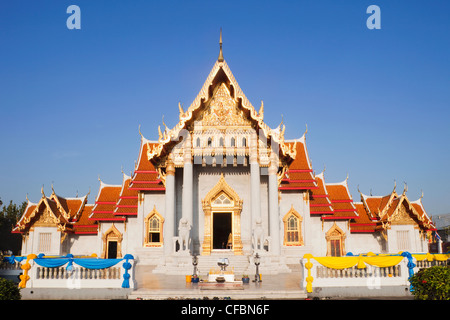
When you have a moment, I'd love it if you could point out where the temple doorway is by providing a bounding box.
[213,212,232,250]
[107,240,118,259]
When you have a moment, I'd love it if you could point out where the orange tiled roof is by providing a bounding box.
[115,174,138,216]
[72,204,98,234]
[130,137,165,191]
[309,172,333,215]
[324,180,358,220]
[410,198,435,230]
[280,136,317,190]
[355,187,436,232]
[90,182,124,221]
[350,202,380,233]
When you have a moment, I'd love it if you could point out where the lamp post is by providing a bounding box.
[253,253,261,282]
[192,255,198,276]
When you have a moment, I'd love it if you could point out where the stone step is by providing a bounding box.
[197,253,250,275]
[128,289,307,300]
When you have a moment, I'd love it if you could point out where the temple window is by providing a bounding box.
[326,223,346,256]
[38,233,52,252]
[144,206,164,247]
[231,137,236,147]
[242,137,247,147]
[207,137,212,147]
[283,206,303,246]
[219,137,224,147]
[196,137,201,147]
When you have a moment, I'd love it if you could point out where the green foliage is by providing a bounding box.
[0,199,27,254]
[410,266,450,300]
[0,278,21,300]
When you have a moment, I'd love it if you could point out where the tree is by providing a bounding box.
[410,266,450,300]
[0,199,27,255]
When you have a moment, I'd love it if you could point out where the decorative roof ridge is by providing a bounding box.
[146,48,296,162]
[326,178,348,187]
[15,198,38,227]
[315,171,324,180]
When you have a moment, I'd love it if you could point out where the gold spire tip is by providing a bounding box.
[218,28,224,62]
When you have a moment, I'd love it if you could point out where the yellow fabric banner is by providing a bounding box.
[363,256,404,268]
[412,253,450,261]
[313,257,360,269]
[311,255,404,269]
[307,253,449,270]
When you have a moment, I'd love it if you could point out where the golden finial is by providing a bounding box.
[158,125,163,140]
[304,123,308,136]
[258,100,264,118]
[138,124,143,138]
[218,28,224,62]
[178,102,184,115]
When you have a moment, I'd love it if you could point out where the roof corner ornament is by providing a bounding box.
[158,125,163,141]
[138,124,143,139]
[178,101,184,116]
[258,100,264,119]
[218,28,224,62]
[304,123,308,136]
[402,181,408,195]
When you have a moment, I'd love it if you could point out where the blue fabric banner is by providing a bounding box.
[28,254,134,288]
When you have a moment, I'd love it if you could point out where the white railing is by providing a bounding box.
[1,254,135,289]
[301,259,409,290]
[300,252,449,293]
[29,262,130,289]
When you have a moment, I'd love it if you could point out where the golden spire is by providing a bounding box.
[218,28,224,62]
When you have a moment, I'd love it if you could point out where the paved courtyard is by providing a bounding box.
[128,265,307,299]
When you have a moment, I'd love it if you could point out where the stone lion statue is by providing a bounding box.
[253,218,265,251]
[178,218,191,252]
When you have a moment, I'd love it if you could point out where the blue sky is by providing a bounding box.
[0,1,449,216]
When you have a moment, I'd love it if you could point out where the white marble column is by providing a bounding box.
[181,134,193,252]
[250,133,261,238]
[164,154,176,256]
[268,148,280,255]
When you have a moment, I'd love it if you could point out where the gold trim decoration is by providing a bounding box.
[146,58,296,164]
[325,222,346,257]
[201,173,243,255]
[282,205,304,246]
[144,205,164,247]
[101,224,123,259]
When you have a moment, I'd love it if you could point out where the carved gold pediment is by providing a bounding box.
[34,207,58,227]
[390,203,416,225]
[198,83,251,128]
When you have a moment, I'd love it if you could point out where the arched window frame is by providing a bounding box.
[325,222,346,256]
[282,205,304,246]
[144,206,164,247]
